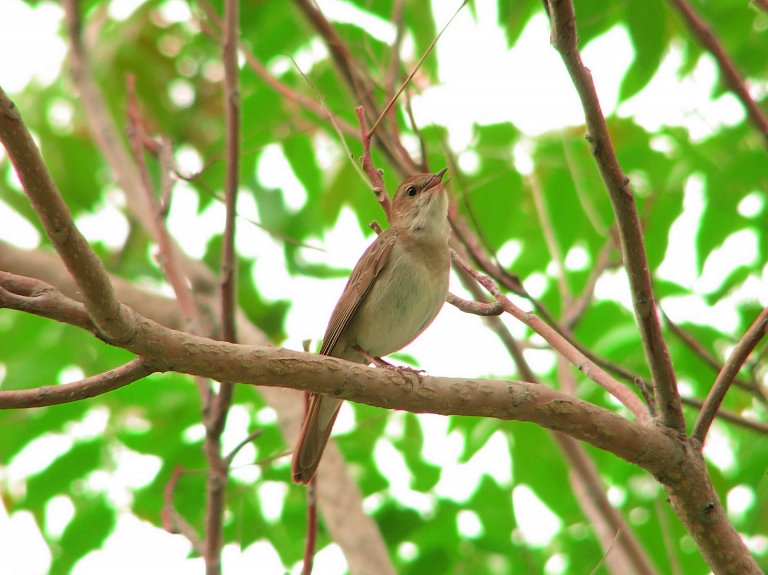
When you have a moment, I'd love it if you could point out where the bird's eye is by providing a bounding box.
[406,186,417,197]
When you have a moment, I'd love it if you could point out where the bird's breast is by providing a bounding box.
[342,238,450,359]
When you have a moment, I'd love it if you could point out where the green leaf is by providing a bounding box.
[619,0,667,102]
[49,494,116,575]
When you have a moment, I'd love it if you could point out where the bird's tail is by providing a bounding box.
[291,394,343,484]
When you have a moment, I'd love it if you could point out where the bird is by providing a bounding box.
[292,169,451,484]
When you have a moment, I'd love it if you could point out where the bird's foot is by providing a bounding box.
[353,346,425,387]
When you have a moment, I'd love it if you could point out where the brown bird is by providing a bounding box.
[292,169,451,484]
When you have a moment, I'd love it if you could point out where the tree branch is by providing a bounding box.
[356,106,391,220]
[197,0,359,138]
[691,305,768,444]
[0,259,394,575]
[0,87,135,343]
[162,465,205,555]
[662,308,767,403]
[0,357,155,409]
[62,0,218,297]
[291,0,416,177]
[3,267,754,573]
[547,0,684,432]
[450,248,651,423]
[666,0,768,148]
[446,292,503,316]
[0,271,97,334]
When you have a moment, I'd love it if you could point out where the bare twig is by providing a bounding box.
[0,357,155,409]
[450,247,651,422]
[666,0,768,148]
[223,429,263,467]
[0,272,96,334]
[301,478,318,575]
[367,0,468,138]
[563,235,616,329]
[291,0,415,177]
[691,306,768,444]
[356,106,391,220]
[201,0,240,572]
[446,292,503,316]
[456,268,660,575]
[384,0,406,108]
[162,465,205,554]
[682,396,768,435]
[196,0,358,139]
[547,0,684,432]
[62,0,220,302]
[529,172,570,301]
[661,308,767,403]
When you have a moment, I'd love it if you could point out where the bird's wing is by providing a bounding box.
[319,227,398,356]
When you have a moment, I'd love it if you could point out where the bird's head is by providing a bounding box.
[390,169,448,237]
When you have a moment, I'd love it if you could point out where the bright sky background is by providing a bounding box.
[1,0,766,573]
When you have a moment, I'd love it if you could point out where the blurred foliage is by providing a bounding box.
[1,0,767,573]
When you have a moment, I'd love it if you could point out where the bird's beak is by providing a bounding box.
[424,168,447,194]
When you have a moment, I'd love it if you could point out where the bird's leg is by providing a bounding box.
[353,345,426,387]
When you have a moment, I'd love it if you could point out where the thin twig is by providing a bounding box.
[446,292,503,316]
[356,106,391,220]
[528,171,570,301]
[197,0,360,138]
[682,396,768,435]
[162,465,205,555]
[666,0,768,149]
[290,59,370,190]
[691,306,768,444]
[62,0,221,299]
[661,308,767,403]
[0,272,96,334]
[384,0,406,108]
[587,517,623,575]
[291,0,415,177]
[450,247,651,422]
[0,357,155,409]
[564,234,616,329]
[224,429,263,467]
[367,0,468,138]
[455,268,660,575]
[201,0,240,572]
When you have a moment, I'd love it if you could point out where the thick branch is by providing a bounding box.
[457,269,660,575]
[547,0,684,432]
[5,270,755,572]
[0,262,392,575]
[0,87,135,343]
